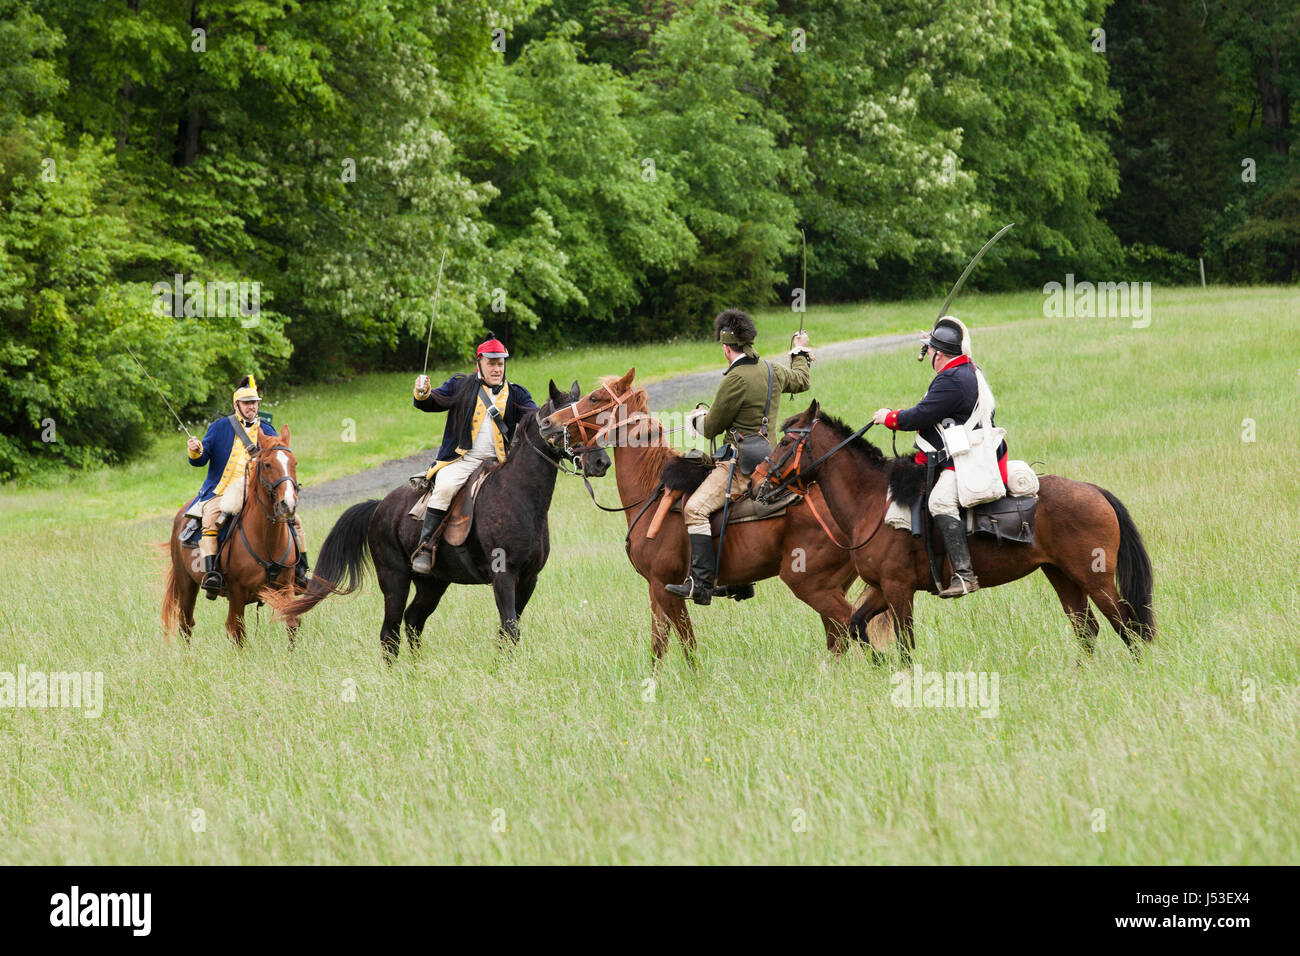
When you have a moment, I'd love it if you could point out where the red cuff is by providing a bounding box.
[884,410,900,430]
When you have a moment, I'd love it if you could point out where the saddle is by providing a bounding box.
[408,459,502,547]
[886,457,1038,545]
[178,513,235,549]
[645,454,798,539]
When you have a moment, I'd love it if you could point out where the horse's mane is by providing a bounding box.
[609,387,680,490]
[781,409,887,467]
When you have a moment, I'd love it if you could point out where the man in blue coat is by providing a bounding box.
[185,375,309,597]
[872,316,1008,598]
[409,335,538,573]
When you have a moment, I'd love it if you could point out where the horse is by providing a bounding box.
[540,368,893,663]
[163,427,303,647]
[755,400,1156,663]
[266,381,611,658]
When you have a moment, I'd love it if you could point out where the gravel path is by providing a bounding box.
[300,330,922,510]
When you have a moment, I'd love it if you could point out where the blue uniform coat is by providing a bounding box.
[186,415,278,508]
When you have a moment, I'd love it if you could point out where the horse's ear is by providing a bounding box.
[569,379,580,400]
[548,379,565,405]
[618,367,636,390]
[280,425,290,443]
[808,399,820,420]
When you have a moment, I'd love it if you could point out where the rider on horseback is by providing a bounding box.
[410,333,538,574]
[665,309,812,604]
[185,375,309,598]
[871,316,1008,598]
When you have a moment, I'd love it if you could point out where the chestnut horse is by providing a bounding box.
[756,401,1156,663]
[162,428,303,646]
[543,369,891,662]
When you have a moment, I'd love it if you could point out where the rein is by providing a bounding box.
[526,412,642,514]
[758,419,888,551]
[546,394,664,514]
[759,419,874,500]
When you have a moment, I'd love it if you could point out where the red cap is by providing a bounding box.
[476,338,509,359]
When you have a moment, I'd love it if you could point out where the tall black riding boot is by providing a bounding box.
[294,551,311,590]
[665,533,716,605]
[411,508,447,574]
[201,554,223,600]
[935,514,980,598]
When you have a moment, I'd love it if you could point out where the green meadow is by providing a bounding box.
[1,286,1297,864]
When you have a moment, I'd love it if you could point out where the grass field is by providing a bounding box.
[2,286,1298,864]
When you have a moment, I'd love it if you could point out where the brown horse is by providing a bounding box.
[755,401,1156,663]
[162,428,303,646]
[543,369,892,662]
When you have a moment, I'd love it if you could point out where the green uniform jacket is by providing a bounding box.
[699,352,811,442]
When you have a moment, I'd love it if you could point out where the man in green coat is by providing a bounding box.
[666,308,813,604]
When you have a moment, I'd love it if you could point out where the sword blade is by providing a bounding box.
[422,248,449,375]
[937,222,1014,320]
[124,343,193,439]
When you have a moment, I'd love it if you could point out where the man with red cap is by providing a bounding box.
[409,333,537,573]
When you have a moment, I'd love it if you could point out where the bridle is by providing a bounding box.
[542,379,636,456]
[541,381,670,514]
[251,445,301,522]
[523,401,632,512]
[755,418,887,551]
[526,410,588,475]
[231,442,301,581]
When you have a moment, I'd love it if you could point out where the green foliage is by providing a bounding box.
[2,0,1292,478]
[491,26,694,345]
[633,0,802,331]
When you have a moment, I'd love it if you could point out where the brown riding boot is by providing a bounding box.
[935,515,980,598]
[411,507,447,575]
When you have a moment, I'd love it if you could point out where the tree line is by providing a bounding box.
[0,0,1294,478]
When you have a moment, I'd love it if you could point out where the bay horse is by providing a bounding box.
[542,368,892,663]
[267,382,610,658]
[755,401,1156,662]
[163,427,303,646]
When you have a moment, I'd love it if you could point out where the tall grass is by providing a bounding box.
[1,286,1296,863]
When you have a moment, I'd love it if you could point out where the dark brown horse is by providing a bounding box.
[266,382,610,658]
[542,369,893,662]
[755,401,1155,662]
[163,428,303,646]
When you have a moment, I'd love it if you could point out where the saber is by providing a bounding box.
[422,248,449,375]
[790,229,807,353]
[936,222,1014,320]
[921,222,1014,361]
[800,228,807,336]
[123,343,194,439]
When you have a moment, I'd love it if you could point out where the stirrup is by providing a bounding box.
[201,572,223,600]
[665,578,712,605]
[939,574,979,599]
[411,544,435,574]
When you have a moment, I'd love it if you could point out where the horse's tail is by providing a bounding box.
[1099,487,1155,642]
[161,557,182,640]
[267,499,380,619]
